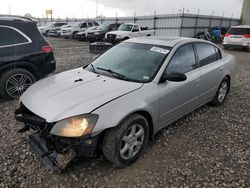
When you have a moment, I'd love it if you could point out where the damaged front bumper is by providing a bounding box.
[29,133,76,173]
[15,105,100,172]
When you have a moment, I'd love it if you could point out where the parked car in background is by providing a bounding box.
[0,16,56,99]
[61,21,99,39]
[223,25,250,50]
[16,37,236,172]
[105,23,155,44]
[76,26,98,41]
[38,22,67,36]
[86,23,121,42]
[48,24,71,37]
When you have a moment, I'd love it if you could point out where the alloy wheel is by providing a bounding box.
[120,124,145,160]
[5,73,33,98]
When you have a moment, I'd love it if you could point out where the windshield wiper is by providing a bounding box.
[96,67,129,81]
[90,64,99,74]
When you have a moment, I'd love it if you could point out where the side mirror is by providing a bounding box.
[161,72,187,82]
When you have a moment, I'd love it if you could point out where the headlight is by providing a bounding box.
[116,35,122,39]
[94,32,100,35]
[50,114,98,138]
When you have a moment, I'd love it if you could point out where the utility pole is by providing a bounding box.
[96,0,99,18]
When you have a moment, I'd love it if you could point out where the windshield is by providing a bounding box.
[45,23,54,27]
[118,24,133,31]
[87,42,171,82]
[96,24,109,31]
[72,22,80,28]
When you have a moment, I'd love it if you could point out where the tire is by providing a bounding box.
[223,45,229,50]
[0,68,36,100]
[102,114,149,167]
[45,30,49,36]
[72,32,78,39]
[210,78,230,106]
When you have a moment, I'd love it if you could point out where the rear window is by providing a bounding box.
[227,28,250,35]
[0,26,29,47]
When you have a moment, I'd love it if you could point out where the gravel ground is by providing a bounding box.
[0,38,249,188]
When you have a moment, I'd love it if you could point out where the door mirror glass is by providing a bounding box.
[161,72,187,82]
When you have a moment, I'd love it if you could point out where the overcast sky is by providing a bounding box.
[0,0,244,19]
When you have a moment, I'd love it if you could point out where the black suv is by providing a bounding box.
[0,16,56,99]
[86,23,121,42]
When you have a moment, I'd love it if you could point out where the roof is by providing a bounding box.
[0,15,34,22]
[231,25,250,28]
[127,37,201,47]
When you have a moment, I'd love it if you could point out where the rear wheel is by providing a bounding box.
[102,114,149,167]
[210,78,230,106]
[0,68,36,99]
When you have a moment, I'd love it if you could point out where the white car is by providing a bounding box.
[38,22,67,36]
[105,23,155,43]
[61,21,99,39]
[16,37,236,172]
[223,25,250,50]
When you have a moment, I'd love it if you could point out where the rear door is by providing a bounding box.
[158,43,201,128]
[194,42,224,104]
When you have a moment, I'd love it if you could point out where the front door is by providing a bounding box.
[158,43,201,128]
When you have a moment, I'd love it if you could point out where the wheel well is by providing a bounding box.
[146,34,151,36]
[134,111,155,141]
[0,62,39,79]
[225,75,231,93]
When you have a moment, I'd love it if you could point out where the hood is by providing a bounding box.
[107,30,130,35]
[20,68,143,123]
[38,26,45,30]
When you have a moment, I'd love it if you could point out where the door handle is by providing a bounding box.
[219,67,224,72]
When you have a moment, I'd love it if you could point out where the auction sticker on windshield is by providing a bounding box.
[150,47,170,54]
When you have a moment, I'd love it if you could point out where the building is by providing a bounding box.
[241,0,250,25]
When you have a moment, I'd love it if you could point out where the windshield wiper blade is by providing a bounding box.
[96,67,129,81]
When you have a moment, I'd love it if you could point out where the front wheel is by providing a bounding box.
[0,68,36,99]
[210,78,230,106]
[102,114,149,167]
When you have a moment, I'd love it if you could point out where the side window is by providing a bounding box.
[215,47,222,60]
[93,22,99,26]
[88,22,93,27]
[0,27,29,46]
[133,25,139,32]
[195,43,217,66]
[167,44,197,74]
[80,23,87,28]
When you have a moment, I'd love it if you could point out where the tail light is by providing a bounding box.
[243,34,250,38]
[224,33,232,37]
[41,45,54,53]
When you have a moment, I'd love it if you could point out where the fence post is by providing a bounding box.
[194,9,200,36]
[179,8,185,37]
[153,10,157,29]
[229,13,233,28]
[209,10,214,28]
[220,12,225,27]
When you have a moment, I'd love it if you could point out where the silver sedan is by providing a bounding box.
[16,37,237,172]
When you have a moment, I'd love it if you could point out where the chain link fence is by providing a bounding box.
[37,13,240,37]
